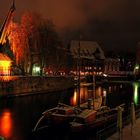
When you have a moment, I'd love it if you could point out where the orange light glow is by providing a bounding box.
[71,89,77,106]
[96,86,102,97]
[0,76,17,82]
[70,87,89,106]
[80,87,88,102]
[0,61,11,75]
[0,110,12,138]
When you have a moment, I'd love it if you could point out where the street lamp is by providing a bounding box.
[134,64,139,79]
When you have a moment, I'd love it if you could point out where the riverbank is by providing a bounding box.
[0,76,75,97]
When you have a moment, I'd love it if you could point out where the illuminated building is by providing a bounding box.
[0,1,15,76]
[69,40,105,76]
[0,53,12,75]
[104,58,120,74]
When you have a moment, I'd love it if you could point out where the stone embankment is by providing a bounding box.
[0,76,75,97]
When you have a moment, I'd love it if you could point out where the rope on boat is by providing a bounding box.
[33,115,45,132]
[58,102,72,107]
[42,107,57,115]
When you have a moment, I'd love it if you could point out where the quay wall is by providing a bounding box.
[0,76,75,97]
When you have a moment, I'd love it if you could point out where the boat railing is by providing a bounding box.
[58,102,72,107]
[42,107,57,115]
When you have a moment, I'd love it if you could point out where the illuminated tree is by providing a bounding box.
[8,12,68,75]
[20,12,42,74]
[8,22,29,74]
[8,12,42,74]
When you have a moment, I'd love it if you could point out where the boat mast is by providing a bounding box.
[93,69,95,109]
[77,35,81,107]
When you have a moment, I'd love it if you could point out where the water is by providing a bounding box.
[0,90,73,140]
[0,81,140,140]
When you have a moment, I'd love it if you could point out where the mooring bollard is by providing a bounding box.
[88,98,92,109]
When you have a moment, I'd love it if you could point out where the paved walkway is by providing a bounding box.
[107,118,140,140]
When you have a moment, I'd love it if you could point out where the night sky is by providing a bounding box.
[0,0,140,53]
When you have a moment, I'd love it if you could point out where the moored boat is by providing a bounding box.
[33,102,81,132]
[70,106,118,132]
[80,96,103,110]
[70,109,97,132]
[49,103,78,125]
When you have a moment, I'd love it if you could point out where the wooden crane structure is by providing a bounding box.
[0,0,15,75]
[0,0,15,47]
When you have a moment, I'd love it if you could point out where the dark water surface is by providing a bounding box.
[0,81,140,140]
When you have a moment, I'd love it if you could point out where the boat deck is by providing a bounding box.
[80,96,102,110]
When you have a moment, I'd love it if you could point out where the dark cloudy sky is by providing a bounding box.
[0,0,140,52]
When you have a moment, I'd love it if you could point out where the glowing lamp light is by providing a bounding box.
[0,61,11,75]
[0,61,11,67]
[35,67,40,72]
[103,89,107,97]
[135,65,139,70]
[103,74,108,77]
[33,66,40,75]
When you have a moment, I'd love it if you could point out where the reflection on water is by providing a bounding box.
[70,85,103,106]
[80,86,89,103]
[0,81,140,139]
[70,87,89,106]
[71,81,140,107]
[133,82,139,105]
[0,91,63,140]
[96,86,102,97]
[70,88,77,106]
[0,110,12,138]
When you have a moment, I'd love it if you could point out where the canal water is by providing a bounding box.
[0,81,140,140]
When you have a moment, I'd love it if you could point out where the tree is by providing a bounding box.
[8,21,29,74]
[8,11,67,75]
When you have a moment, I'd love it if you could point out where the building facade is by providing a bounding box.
[104,58,120,75]
[69,40,105,76]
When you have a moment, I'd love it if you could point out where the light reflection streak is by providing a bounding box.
[70,89,77,106]
[0,110,12,138]
[133,82,139,105]
[71,87,89,106]
[96,86,102,97]
[71,82,140,107]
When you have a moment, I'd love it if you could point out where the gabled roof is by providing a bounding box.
[0,53,12,61]
[70,40,105,60]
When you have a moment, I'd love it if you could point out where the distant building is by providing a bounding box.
[69,40,105,75]
[136,42,140,65]
[104,58,120,75]
[135,42,140,76]
[104,52,135,76]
